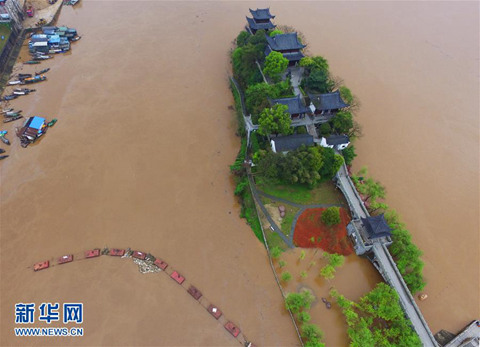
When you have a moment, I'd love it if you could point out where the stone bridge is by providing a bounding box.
[335,162,439,346]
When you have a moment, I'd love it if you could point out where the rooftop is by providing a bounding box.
[271,95,308,115]
[309,90,349,111]
[246,17,275,30]
[361,214,392,240]
[271,134,314,152]
[266,32,305,51]
[326,134,350,145]
[249,8,275,20]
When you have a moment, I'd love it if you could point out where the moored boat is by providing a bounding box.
[71,36,81,42]
[33,55,52,60]
[34,261,50,271]
[0,136,10,145]
[24,75,46,84]
[47,118,57,127]
[18,73,32,79]
[4,112,22,117]
[24,60,41,65]
[3,95,17,101]
[8,80,21,85]
[37,68,50,74]
[85,249,100,258]
[3,115,23,123]
[0,148,5,154]
[57,254,73,264]
[1,108,13,114]
[0,155,8,160]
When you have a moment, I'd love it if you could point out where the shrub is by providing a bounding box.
[321,207,341,226]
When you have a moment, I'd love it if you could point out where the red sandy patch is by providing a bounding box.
[293,208,354,255]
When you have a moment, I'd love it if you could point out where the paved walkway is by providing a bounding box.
[255,189,343,245]
[336,162,438,346]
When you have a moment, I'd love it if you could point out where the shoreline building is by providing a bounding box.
[308,90,349,116]
[320,134,350,151]
[270,95,309,119]
[270,134,314,153]
[265,32,305,66]
[246,8,275,34]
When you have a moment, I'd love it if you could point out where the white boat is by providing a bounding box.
[8,80,21,85]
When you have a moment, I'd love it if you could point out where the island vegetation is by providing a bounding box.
[229,16,426,344]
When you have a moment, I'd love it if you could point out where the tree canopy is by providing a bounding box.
[331,284,422,347]
[285,289,315,314]
[303,69,333,94]
[258,104,293,136]
[263,51,289,82]
[299,56,329,74]
[269,29,283,37]
[245,80,293,122]
[321,207,341,226]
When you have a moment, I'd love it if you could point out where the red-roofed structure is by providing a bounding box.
[109,249,125,256]
[224,322,240,337]
[57,254,73,264]
[154,258,168,270]
[132,251,146,260]
[207,305,222,319]
[187,286,202,300]
[170,271,185,284]
[33,261,49,271]
[85,249,100,258]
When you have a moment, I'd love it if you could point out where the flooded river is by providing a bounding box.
[1,1,478,346]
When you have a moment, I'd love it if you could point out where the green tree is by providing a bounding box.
[303,69,333,93]
[319,123,331,136]
[258,104,292,136]
[299,56,329,74]
[298,311,311,323]
[232,44,263,89]
[281,271,292,282]
[263,51,289,81]
[280,146,323,186]
[245,80,293,121]
[269,29,283,37]
[270,246,283,259]
[236,31,251,47]
[331,111,354,134]
[342,145,357,166]
[247,29,267,48]
[319,264,335,279]
[301,323,325,346]
[321,207,341,226]
[285,290,315,313]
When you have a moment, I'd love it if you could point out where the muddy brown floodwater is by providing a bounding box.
[0,1,478,346]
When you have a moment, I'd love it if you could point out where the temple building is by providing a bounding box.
[246,8,275,34]
[270,95,309,119]
[320,134,350,151]
[308,90,349,115]
[270,134,314,153]
[265,32,306,65]
[347,214,393,255]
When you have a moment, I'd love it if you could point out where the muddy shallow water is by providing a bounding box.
[1,1,478,346]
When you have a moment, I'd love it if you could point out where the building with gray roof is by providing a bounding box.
[265,32,306,65]
[270,95,309,118]
[246,8,275,33]
[308,90,349,115]
[270,134,314,153]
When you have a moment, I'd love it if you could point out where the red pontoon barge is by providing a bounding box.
[187,285,202,301]
[207,304,222,319]
[57,254,73,265]
[132,251,146,260]
[224,322,240,337]
[154,258,168,270]
[85,249,100,258]
[33,261,49,271]
[170,271,185,284]
[109,249,125,256]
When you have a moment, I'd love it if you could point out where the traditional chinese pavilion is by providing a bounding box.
[270,95,309,118]
[308,90,349,115]
[265,32,306,65]
[246,8,275,34]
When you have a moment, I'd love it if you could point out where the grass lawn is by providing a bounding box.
[256,177,347,206]
[0,24,11,53]
[266,231,289,251]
